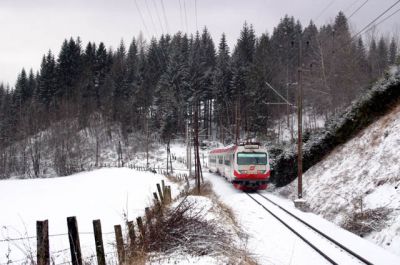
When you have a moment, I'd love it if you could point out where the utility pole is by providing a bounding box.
[186,120,192,178]
[194,104,201,194]
[146,111,149,168]
[235,99,240,145]
[297,37,303,200]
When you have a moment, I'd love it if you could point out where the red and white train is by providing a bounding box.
[208,142,270,190]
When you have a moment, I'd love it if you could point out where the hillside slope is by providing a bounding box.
[271,67,400,186]
[277,102,400,256]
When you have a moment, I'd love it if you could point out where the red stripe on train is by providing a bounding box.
[233,170,271,179]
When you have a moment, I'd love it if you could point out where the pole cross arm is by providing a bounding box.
[265,81,296,107]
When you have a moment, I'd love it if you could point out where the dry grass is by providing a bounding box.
[186,181,214,197]
[124,180,258,265]
[341,207,391,237]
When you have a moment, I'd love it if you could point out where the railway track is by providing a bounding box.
[246,193,373,265]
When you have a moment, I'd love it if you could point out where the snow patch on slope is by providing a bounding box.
[278,103,400,255]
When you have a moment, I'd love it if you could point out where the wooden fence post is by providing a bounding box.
[127,221,136,252]
[156,183,164,203]
[168,186,172,202]
[136,217,145,242]
[67,217,82,265]
[37,220,49,265]
[161,180,165,196]
[93,220,106,265]
[114,225,125,265]
[153,192,159,204]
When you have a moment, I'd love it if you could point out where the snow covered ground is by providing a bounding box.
[0,168,179,264]
[203,171,400,265]
[278,101,400,256]
[2,132,400,264]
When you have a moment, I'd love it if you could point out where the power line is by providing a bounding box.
[194,0,198,31]
[183,0,189,33]
[159,0,170,33]
[348,0,369,19]
[325,0,400,58]
[371,6,400,29]
[178,0,184,31]
[352,0,400,40]
[134,0,152,39]
[152,0,165,34]
[314,0,336,22]
[344,0,361,13]
[133,0,186,113]
[145,0,159,36]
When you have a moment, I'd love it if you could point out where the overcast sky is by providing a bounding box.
[1,0,400,86]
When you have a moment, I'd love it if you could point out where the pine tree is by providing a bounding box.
[38,51,57,108]
[330,11,360,107]
[79,41,97,123]
[14,68,30,105]
[95,42,111,108]
[231,22,256,133]
[111,40,129,123]
[27,69,37,102]
[251,33,273,133]
[56,38,83,102]
[157,32,189,137]
[0,85,14,146]
[213,33,232,141]
[126,38,138,91]
[368,37,379,79]
[389,37,397,65]
[377,37,389,76]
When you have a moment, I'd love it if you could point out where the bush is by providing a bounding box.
[341,207,391,237]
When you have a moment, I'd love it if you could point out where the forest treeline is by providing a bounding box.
[0,12,398,178]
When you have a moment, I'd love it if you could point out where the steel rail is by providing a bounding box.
[246,193,338,264]
[251,193,373,265]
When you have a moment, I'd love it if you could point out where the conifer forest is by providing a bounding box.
[0,12,398,179]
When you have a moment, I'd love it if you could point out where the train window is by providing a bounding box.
[237,153,268,165]
[218,156,223,164]
[224,158,230,166]
[209,157,216,163]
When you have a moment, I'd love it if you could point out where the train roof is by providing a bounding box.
[209,142,264,154]
[209,145,237,154]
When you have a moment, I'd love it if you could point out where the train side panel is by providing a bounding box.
[209,144,271,191]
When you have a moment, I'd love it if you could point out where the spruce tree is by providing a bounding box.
[213,34,232,141]
[389,37,397,65]
[377,37,389,76]
[368,38,379,79]
[38,51,57,108]
[56,38,83,102]
[14,68,30,105]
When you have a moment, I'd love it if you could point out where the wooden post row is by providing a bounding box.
[67,216,83,265]
[127,221,136,252]
[114,225,125,265]
[93,220,106,265]
[136,217,146,248]
[161,180,166,197]
[37,220,49,265]
[156,183,164,203]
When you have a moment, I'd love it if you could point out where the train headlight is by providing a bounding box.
[239,170,247,174]
[258,170,266,174]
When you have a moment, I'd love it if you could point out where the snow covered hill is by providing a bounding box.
[278,101,400,256]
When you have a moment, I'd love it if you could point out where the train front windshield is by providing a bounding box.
[237,153,268,165]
